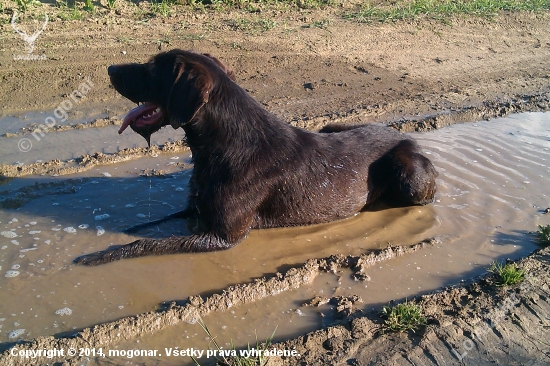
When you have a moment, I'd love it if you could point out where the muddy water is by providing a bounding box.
[0,164,433,342]
[0,113,548,362]
[0,115,182,165]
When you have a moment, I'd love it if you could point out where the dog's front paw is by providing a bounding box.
[73,247,123,266]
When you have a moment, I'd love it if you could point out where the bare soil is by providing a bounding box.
[1,4,550,176]
[270,246,550,366]
[1,2,549,365]
[1,240,549,365]
[2,3,550,130]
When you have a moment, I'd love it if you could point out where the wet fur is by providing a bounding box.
[74,50,437,265]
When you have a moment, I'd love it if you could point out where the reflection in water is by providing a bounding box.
[0,113,548,358]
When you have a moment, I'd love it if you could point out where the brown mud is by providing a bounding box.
[0,2,550,365]
[1,5,549,176]
[1,5,549,175]
[0,139,189,178]
[2,4,550,126]
[1,241,549,365]
[270,247,550,366]
[0,240,434,365]
[1,116,121,138]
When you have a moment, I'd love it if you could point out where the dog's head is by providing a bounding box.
[108,50,235,146]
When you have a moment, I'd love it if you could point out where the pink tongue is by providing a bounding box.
[118,103,160,134]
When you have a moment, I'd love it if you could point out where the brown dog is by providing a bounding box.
[74,50,437,265]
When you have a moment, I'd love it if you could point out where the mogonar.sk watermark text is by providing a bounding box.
[18,77,94,153]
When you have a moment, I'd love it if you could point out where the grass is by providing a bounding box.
[181,33,208,41]
[488,261,526,287]
[14,0,42,12]
[381,300,426,333]
[116,35,135,44]
[150,0,175,16]
[191,318,276,366]
[536,224,550,246]
[83,0,95,12]
[200,0,334,9]
[344,0,550,23]
[226,17,277,33]
[55,0,84,20]
[302,17,332,30]
[156,34,172,47]
[9,0,550,20]
[294,0,334,9]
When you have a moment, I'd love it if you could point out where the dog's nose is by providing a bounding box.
[107,65,117,77]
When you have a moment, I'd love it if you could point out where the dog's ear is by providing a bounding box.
[168,57,214,127]
[203,53,236,81]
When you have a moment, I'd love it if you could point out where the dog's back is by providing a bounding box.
[252,124,436,228]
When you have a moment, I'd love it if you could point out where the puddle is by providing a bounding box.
[90,271,339,366]
[0,114,182,165]
[0,162,433,343]
[0,112,548,360]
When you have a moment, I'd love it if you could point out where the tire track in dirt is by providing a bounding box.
[2,9,550,125]
[0,139,189,178]
[0,240,435,365]
[269,247,550,366]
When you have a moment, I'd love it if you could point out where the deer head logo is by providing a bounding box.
[11,11,48,54]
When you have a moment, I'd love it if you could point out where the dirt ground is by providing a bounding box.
[1,3,550,176]
[1,1,549,365]
[270,247,550,366]
[1,240,549,365]
[2,2,550,129]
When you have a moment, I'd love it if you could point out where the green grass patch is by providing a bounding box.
[151,0,176,16]
[294,0,334,9]
[83,0,95,12]
[302,17,332,30]
[381,300,426,333]
[187,0,334,10]
[116,35,135,44]
[14,0,42,12]
[344,0,550,23]
[225,17,277,33]
[156,34,172,47]
[9,0,550,18]
[536,224,550,246]
[191,318,276,366]
[181,33,208,41]
[488,261,526,287]
[55,0,84,20]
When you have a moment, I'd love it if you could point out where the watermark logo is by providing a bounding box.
[11,11,48,61]
[449,274,537,362]
[18,77,95,152]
